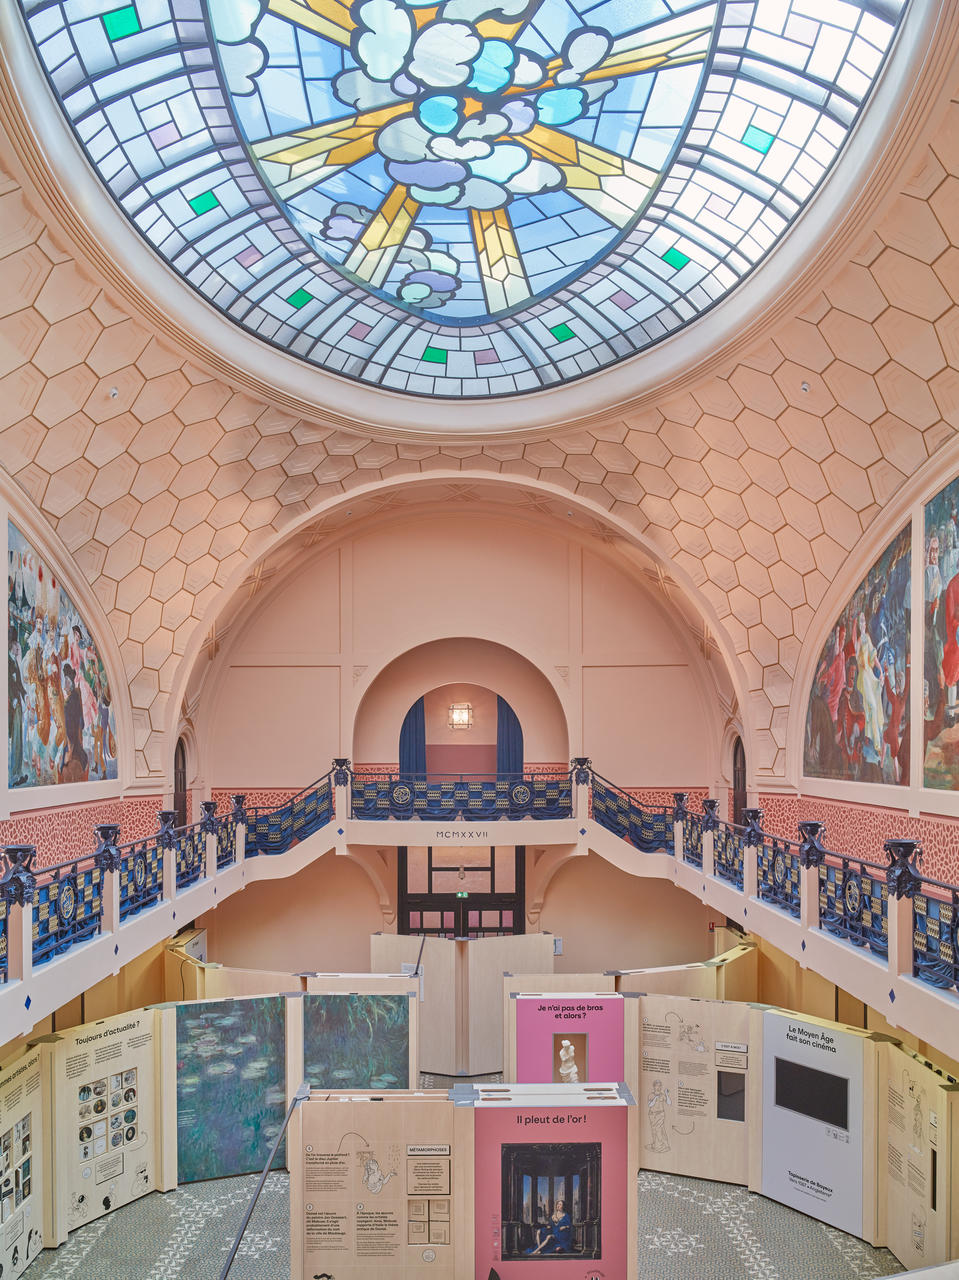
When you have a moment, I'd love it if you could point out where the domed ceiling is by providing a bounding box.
[20,0,907,398]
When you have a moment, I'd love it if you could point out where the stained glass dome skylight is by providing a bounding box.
[19,0,908,398]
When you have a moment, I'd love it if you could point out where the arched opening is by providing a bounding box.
[399,683,524,777]
[173,737,188,828]
[732,736,747,826]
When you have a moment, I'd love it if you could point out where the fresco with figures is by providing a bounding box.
[803,526,910,785]
[924,476,959,789]
[7,522,118,789]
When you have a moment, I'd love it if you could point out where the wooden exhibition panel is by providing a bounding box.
[289,1091,473,1279]
[748,1007,881,1244]
[614,942,757,1001]
[304,973,418,994]
[43,1008,160,1246]
[505,991,640,1106]
[370,933,554,1074]
[0,1045,44,1280]
[164,942,306,1001]
[637,993,751,1185]
[371,935,457,1075]
[502,973,614,1081]
[879,1040,959,1270]
[466,932,554,1075]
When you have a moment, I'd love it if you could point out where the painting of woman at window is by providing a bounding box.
[524,1200,572,1255]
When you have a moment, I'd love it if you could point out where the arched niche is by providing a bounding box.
[353,639,568,769]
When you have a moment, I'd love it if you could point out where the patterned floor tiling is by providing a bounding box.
[25,1173,290,1280]
[22,1165,908,1280]
[637,1172,905,1280]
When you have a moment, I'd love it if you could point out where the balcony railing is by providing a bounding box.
[247,772,334,855]
[0,759,954,1032]
[819,856,888,957]
[590,774,671,852]
[32,850,104,967]
[350,770,572,821]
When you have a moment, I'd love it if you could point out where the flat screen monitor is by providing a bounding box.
[774,1056,849,1130]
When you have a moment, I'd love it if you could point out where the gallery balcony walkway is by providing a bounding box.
[0,762,955,1065]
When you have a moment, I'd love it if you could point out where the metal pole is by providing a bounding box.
[219,1080,310,1280]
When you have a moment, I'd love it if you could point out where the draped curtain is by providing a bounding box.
[399,697,426,776]
[496,696,524,775]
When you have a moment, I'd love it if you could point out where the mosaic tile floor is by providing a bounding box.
[23,1167,908,1280]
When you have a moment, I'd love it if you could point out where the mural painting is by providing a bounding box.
[924,476,959,789]
[803,526,910,785]
[8,522,118,789]
[302,994,410,1090]
[175,997,287,1183]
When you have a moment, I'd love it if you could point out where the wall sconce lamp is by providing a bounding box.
[449,702,473,730]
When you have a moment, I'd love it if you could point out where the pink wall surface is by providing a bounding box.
[198,850,382,973]
[0,794,162,867]
[540,853,721,973]
[759,793,959,883]
[515,995,625,1085]
[202,513,714,791]
[474,1102,629,1277]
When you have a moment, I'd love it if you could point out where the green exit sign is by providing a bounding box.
[456,890,469,899]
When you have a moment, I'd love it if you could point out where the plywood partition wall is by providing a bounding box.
[502,972,614,1083]
[0,1046,44,1279]
[466,933,554,1075]
[748,1007,881,1245]
[638,993,751,1185]
[371,935,457,1075]
[164,942,307,1001]
[289,1091,473,1279]
[879,1041,959,1271]
[43,1009,161,1246]
[614,942,758,1001]
[370,933,555,1074]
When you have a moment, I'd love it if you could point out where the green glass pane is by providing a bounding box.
[102,6,141,41]
[422,346,447,364]
[188,190,219,216]
[286,288,313,309]
[662,247,690,271]
[549,323,574,343]
[742,124,775,154]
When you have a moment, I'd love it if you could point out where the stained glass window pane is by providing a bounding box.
[17,0,910,399]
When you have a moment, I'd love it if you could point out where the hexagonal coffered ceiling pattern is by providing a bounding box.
[3,92,959,783]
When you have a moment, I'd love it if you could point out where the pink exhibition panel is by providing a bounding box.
[474,1100,630,1277]
[515,995,626,1086]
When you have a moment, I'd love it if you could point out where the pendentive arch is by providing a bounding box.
[787,434,959,813]
[0,467,136,805]
[168,470,751,787]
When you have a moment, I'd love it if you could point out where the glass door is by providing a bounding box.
[398,845,525,937]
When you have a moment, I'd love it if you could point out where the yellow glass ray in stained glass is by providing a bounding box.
[267,0,356,44]
[538,19,711,91]
[471,208,532,314]
[252,105,409,198]
[345,185,421,287]
[523,127,659,228]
